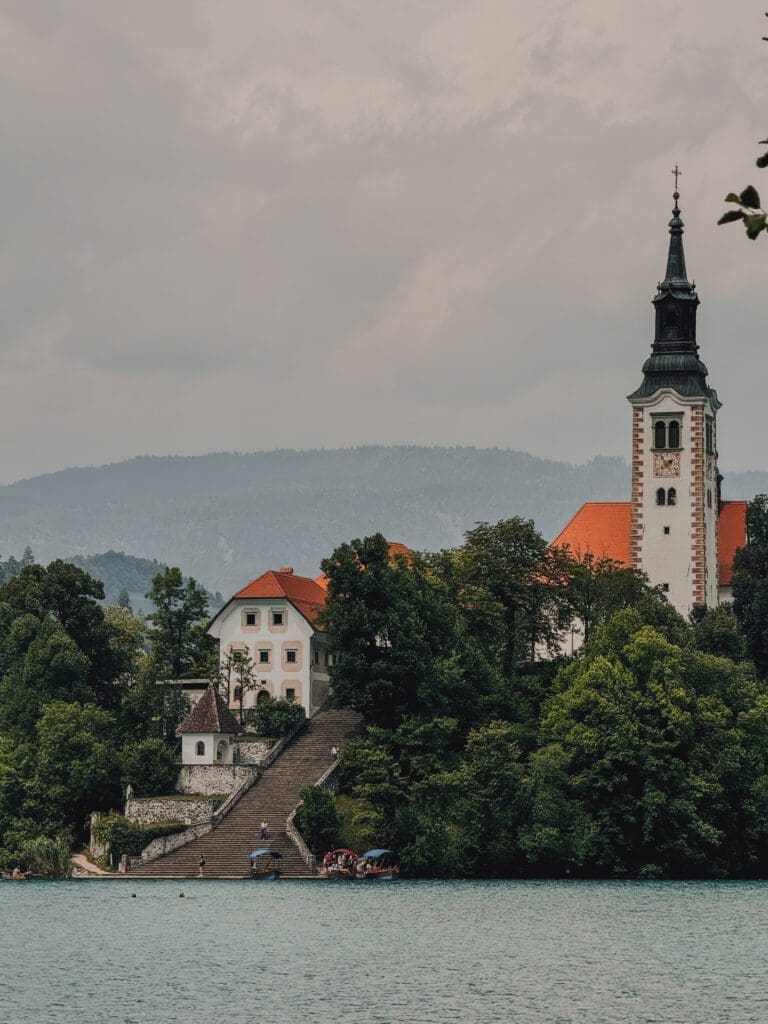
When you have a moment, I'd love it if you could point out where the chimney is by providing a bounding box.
[279,566,294,575]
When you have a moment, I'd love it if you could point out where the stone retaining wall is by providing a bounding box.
[137,821,213,865]
[176,764,258,795]
[125,796,220,826]
[234,738,271,765]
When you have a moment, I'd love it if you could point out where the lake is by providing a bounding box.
[2,879,767,1023]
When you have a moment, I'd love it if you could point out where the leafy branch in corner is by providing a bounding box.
[719,14,767,240]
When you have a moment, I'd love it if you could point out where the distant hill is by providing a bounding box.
[66,551,224,614]
[0,446,763,597]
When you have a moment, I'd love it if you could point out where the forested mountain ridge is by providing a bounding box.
[0,446,762,597]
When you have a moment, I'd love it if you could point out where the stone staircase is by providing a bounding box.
[131,708,362,878]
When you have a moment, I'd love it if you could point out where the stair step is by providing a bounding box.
[131,708,362,878]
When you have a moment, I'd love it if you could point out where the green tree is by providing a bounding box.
[117,587,132,610]
[119,738,178,797]
[247,696,304,738]
[145,567,214,678]
[528,623,768,877]
[26,702,120,834]
[558,550,650,646]
[691,604,747,662]
[321,534,458,729]
[733,495,768,675]
[295,786,341,856]
[103,604,146,679]
[458,519,560,670]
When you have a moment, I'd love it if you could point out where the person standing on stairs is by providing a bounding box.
[260,820,269,840]
[198,855,205,878]
[331,744,339,761]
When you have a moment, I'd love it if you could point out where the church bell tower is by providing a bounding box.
[628,177,721,615]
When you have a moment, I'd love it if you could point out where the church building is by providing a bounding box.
[553,184,747,619]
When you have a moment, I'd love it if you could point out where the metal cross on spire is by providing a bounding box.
[671,164,682,192]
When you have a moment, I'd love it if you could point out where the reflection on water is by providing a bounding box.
[2,879,768,1023]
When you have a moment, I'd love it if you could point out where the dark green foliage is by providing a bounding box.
[246,697,304,738]
[25,702,121,832]
[692,605,748,661]
[91,813,186,860]
[0,824,72,877]
[733,495,768,675]
[0,556,187,874]
[295,786,341,856]
[145,567,216,678]
[325,520,768,879]
[119,738,178,797]
[557,550,650,644]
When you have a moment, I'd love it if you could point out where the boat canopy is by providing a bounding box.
[363,848,391,858]
[248,849,283,859]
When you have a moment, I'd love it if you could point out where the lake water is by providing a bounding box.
[2,879,768,1023]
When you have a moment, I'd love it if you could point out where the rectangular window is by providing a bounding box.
[286,649,298,664]
[663,526,670,535]
[662,583,670,592]
[272,611,284,627]
[285,688,296,702]
[313,648,320,664]
[258,649,270,664]
[245,612,257,626]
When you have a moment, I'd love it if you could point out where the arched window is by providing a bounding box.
[257,690,271,706]
[668,420,680,448]
[216,740,227,762]
[667,488,677,507]
[654,421,667,449]
[656,488,666,506]
[196,740,205,756]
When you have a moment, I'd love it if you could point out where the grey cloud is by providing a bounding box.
[0,1,766,482]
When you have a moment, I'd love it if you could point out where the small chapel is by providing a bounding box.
[553,178,747,621]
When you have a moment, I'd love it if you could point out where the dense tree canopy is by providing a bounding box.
[0,559,195,873]
[320,520,768,879]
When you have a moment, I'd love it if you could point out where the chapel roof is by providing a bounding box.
[551,500,747,587]
[178,682,240,735]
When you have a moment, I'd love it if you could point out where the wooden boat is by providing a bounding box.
[358,849,400,880]
[323,848,358,879]
[248,849,282,880]
[1,870,32,880]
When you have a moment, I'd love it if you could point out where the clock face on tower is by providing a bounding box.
[654,452,680,478]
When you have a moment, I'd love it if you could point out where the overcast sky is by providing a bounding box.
[0,1,766,484]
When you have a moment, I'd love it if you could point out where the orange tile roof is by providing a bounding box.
[551,502,633,567]
[552,500,747,587]
[231,570,327,628]
[718,500,747,586]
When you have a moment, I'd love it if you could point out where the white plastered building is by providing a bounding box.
[206,567,331,718]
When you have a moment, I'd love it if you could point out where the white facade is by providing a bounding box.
[181,732,234,766]
[207,598,330,717]
[629,389,720,616]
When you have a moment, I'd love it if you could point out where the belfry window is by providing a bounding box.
[668,420,680,448]
[196,741,205,756]
[656,488,666,506]
[667,488,677,507]
[654,421,667,449]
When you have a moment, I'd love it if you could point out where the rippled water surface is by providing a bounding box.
[2,879,768,1023]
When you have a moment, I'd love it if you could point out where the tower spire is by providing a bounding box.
[628,176,717,403]
[663,172,689,285]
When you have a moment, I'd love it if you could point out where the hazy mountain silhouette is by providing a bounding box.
[0,447,761,596]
